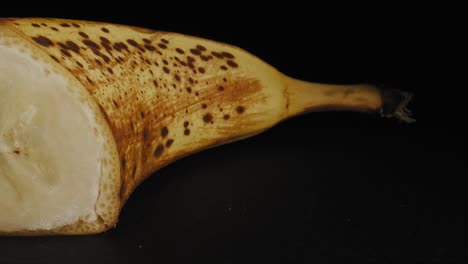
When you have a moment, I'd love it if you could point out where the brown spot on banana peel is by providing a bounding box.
[236,106,246,114]
[160,127,169,138]
[32,36,54,47]
[154,144,164,158]
[65,41,80,53]
[203,113,213,123]
[165,139,174,148]
[144,44,156,51]
[227,60,238,68]
[113,42,129,52]
[78,32,89,38]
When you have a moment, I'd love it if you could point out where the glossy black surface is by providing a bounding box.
[0,5,464,264]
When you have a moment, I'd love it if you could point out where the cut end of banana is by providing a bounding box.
[0,41,111,233]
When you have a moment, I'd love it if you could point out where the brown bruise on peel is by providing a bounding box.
[211,51,222,58]
[126,39,144,52]
[190,49,201,55]
[154,144,164,158]
[236,106,246,114]
[65,41,80,53]
[227,60,238,68]
[60,48,72,57]
[165,139,174,148]
[16,19,258,206]
[32,36,54,47]
[50,55,59,62]
[100,37,112,51]
[78,32,89,38]
[113,42,129,52]
[203,113,213,123]
[161,127,169,138]
[196,45,206,51]
[84,39,101,51]
[144,44,156,51]
[221,52,235,59]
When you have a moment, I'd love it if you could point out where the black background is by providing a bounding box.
[0,4,465,264]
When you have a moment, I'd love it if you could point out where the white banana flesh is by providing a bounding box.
[0,44,102,231]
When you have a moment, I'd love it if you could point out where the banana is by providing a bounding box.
[0,18,414,235]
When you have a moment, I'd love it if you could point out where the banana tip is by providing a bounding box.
[379,87,416,123]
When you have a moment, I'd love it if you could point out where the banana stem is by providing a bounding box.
[284,77,415,123]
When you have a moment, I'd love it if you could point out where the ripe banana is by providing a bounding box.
[0,18,414,235]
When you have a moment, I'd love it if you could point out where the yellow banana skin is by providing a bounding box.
[0,18,413,235]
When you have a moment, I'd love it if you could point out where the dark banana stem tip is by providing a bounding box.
[379,87,416,123]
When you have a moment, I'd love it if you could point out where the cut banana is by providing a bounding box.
[0,18,413,235]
